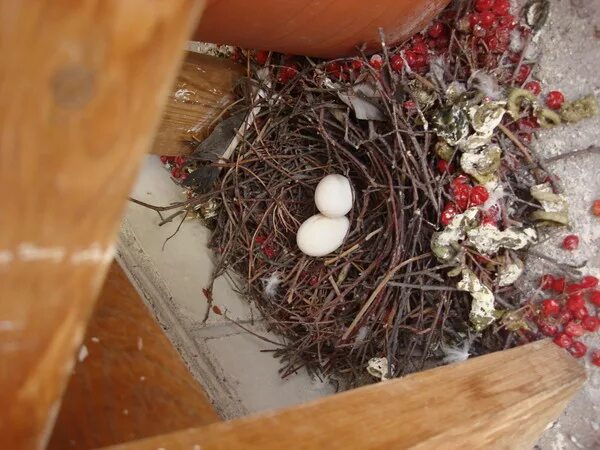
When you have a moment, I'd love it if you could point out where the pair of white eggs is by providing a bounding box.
[296,174,353,257]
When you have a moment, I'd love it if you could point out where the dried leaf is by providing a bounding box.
[456,269,496,331]
[466,225,537,255]
[460,145,502,184]
[432,105,470,146]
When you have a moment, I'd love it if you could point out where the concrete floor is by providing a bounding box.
[119,0,600,447]
[527,1,600,448]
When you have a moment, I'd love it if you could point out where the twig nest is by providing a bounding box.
[296,214,349,257]
[314,174,353,218]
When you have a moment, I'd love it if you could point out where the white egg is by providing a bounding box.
[296,214,350,257]
[314,174,353,218]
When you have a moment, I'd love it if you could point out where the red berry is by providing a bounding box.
[538,322,558,337]
[573,306,590,320]
[174,155,186,166]
[470,185,489,206]
[255,235,267,245]
[255,50,268,65]
[581,275,599,289]
[414,53,429,69]
[481,210,498,226]
[390,54,403,72]
[557,309,573,324]
[160,155,169,164]
[515,65,531,84]
[403,101,417,110]
[403,50,417,68]
[541,299,561,317]
[262,245,277,259]
[437,160,455,174]
[519,117,540,130]
[540,274,555,290]
[591,350,600,367]
[546,91,565,110]
[171,167,182,179]
[325,62,343,78]
[479,11,496,28]
[582,316,599,332]
[492,0,511,16]
[565,321,585,337]
[484,36,500,53]
[441,202,459,226]
[412,40,429,55]
[428,22,445,39]
[590,290,600,307]
[498,15,517,29]
[278,65,298,83]
[452,174,470,189]
[562,234,579,251]
[592,199,600,217]
[435,35,450,50]
[475,0,494,12]
[553,333,573,348]
[566,283,584,294]
[468,12,481,28]
[551,277,566,293]
[308,275,319,287]
[351,59,364,70]
[568,340,587,358]
[454,185,472,211]
[369,54,383,70]
[566,292,585,312]
[524,80,541,95]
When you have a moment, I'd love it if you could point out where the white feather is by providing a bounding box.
[469,71,504,100]
[262,272,282,297]
[440,340,470,364]
[509,29,524,53]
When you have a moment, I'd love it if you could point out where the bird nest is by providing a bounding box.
[140,0,597,384]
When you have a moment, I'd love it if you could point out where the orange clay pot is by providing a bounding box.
[193,0,451,58]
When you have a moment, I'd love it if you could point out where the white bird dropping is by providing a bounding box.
[314,174,353,218]
[296,214,349,257]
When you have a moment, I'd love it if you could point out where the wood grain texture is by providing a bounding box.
[102,340,585,450]
[0,1,204,449]
[47,262,220,450]
[151,52,244,156]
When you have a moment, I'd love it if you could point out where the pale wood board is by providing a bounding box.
[101,340,585,450]
[150,52,244,156]
[48,262,220,450]
[0,1,204,448]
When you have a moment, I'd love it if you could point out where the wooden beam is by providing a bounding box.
[101,340,584,450]
[48,262,220,450]
[150,52,244,156]
[0,1,204,449]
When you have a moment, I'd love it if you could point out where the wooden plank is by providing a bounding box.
[48,262,220,450]
[150,52,244,156]
[101,340,585,450]
[0,1,204,449]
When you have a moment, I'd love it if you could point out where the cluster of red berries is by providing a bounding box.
[160,155,188,181]
[536,273,600,365]
[440,175,490,226]
[255,235,278,259]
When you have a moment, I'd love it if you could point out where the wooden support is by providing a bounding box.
[0,1,204,449]
[150,52,244,156]
[102,340,585,450]
[48,262,220,450]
